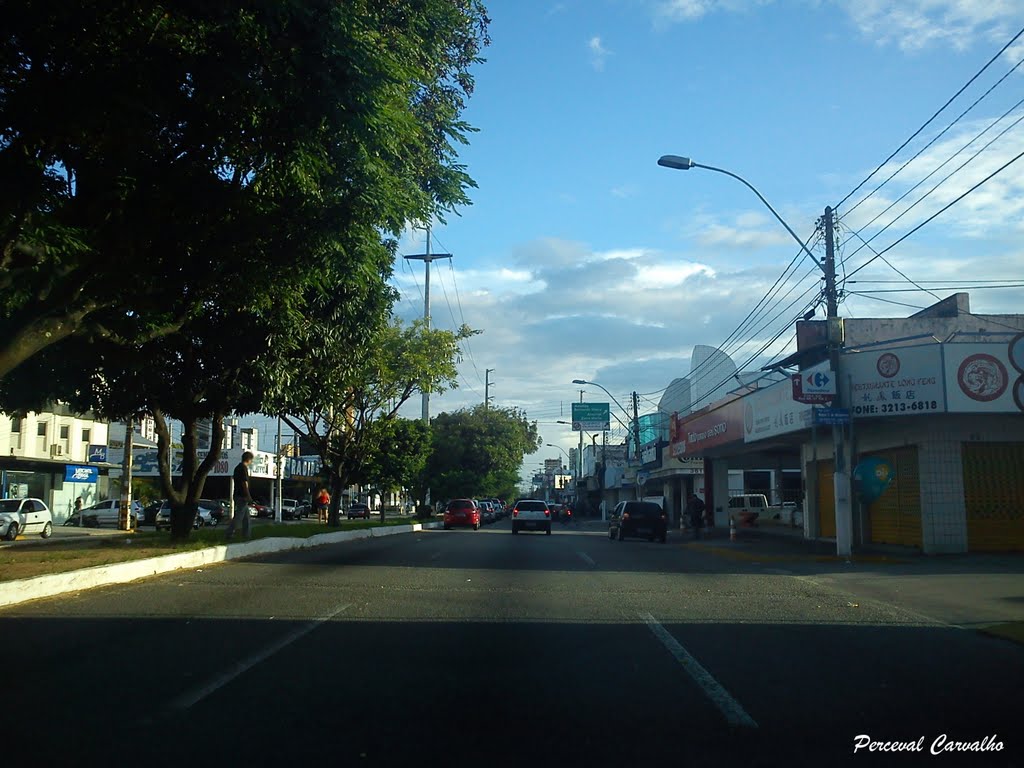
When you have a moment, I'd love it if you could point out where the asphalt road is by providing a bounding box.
[3,518,1021,767]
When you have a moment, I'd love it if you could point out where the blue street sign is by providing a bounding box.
[87,444,108,463]
[814,407,850,426]
[64,465,99,483]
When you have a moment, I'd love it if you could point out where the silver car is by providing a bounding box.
[155,501,216,530]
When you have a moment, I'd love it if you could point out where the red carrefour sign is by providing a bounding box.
[672,397,745,457]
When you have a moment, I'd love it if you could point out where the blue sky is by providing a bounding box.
[257,1,1024,480]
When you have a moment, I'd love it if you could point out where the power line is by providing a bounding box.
[835,23,1024,211]
[845,146,1024,281]
[841,51,1024,219]
[838,96,1024,271]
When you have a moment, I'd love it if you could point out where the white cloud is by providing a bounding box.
[588,35,611,71]
[611,183,639,198]
[840,0,1018,53]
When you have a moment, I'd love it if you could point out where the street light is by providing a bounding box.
[545,443,571,466]
[658,153,850,558]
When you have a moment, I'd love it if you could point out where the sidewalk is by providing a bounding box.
[679,520,1024,637]
[0,526,133,548]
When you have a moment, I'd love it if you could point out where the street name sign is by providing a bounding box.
[814,407,850,426]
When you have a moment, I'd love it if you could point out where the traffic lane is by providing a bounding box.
[650,619,1023,765]
[133,621,765,766]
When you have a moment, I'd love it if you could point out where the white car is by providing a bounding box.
[1,498,53,540]
[74,499,142,528]
[511,499,551,535]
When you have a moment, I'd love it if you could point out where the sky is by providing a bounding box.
[254,0,1024,484]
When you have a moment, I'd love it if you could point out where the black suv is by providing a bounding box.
[608,501,668,543]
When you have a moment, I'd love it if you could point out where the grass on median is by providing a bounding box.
[0,515,442,583]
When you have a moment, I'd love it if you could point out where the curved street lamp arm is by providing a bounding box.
[689,162,822,269]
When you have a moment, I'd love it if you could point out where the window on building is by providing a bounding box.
[60,425,70,440]
[82,428,91,443]
[37,422,47,437]
[11,418,21,433]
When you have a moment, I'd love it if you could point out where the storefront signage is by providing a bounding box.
[944,343,1018,413]
[674,397,744,457]
[64,465,98,483]
[845,345,945,418]
[87,444,108,463]
[746,379,815,443]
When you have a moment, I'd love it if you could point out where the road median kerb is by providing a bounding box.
[0,521,442,610]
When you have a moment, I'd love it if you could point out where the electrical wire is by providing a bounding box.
[844,146,1024,281]
[841,52,1024,219]
[838,96,1024,271]
[835,23,1024,211]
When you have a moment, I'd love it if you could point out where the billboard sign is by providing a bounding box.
[571,402,610,431]
[87,444,109,463]
[675,397,745,457]
[64,465,99,483]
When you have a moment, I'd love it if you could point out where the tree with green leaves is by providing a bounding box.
[424,405,541,503]
[0,0,490,379]
[0,1,490,538]
[275,319,470,527]
[355,418,431,521]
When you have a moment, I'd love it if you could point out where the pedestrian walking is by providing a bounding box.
[74,497,84,528]
[317,487,331,524]
[226,451,254,541]
[685,492,706,540]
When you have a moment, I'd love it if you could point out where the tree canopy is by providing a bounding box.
[0,0,490,379]
[425,405,541,502]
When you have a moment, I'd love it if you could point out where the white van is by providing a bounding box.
[727,494,769,527]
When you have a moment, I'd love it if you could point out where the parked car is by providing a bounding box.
[480,502,495,524]
[200,499,228,524]
[0,497,53,540]
[347,502,371,520]
[609,500,668,543]
[511,499,551,535]
[443,499,480,530]
[727,494,769,527]
[155,501,216,531]
[253,500,274,519]
[67,499,142,528]
[280,499,303,520]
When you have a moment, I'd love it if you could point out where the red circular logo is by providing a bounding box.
[876,353,900,378]
[957,354,1008,402]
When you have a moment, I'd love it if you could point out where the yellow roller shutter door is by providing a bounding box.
[817,460,835,538]
[963,443,1024,552]
[863,447,921,548]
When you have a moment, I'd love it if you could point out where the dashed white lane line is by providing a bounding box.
[640,612,758,729]
[171,603,352,710]
[576,551,596,566]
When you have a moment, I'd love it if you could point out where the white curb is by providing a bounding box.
[0,521,443,610]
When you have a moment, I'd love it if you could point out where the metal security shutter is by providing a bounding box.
[817,460,835,538]
[963,443,1024,552]
[863,447,921,548]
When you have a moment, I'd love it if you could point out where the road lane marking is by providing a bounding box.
[170,603,352,710]
[576,551,596,566]
[640,612,758,729]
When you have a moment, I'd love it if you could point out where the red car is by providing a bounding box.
[444,499,480,530]
[347,502,371,520]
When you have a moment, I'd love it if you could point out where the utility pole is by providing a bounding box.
[631,391,642,463]
[577,389,585,497]
[118,416,134,530]
[275,415,283,523]
[403,227,452,425]
[823,206,852,557]
[485,368,495,410]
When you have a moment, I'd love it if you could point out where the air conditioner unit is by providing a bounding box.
[49,444,64,457]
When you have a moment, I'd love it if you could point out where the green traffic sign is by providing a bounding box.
[571,402,610,431]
